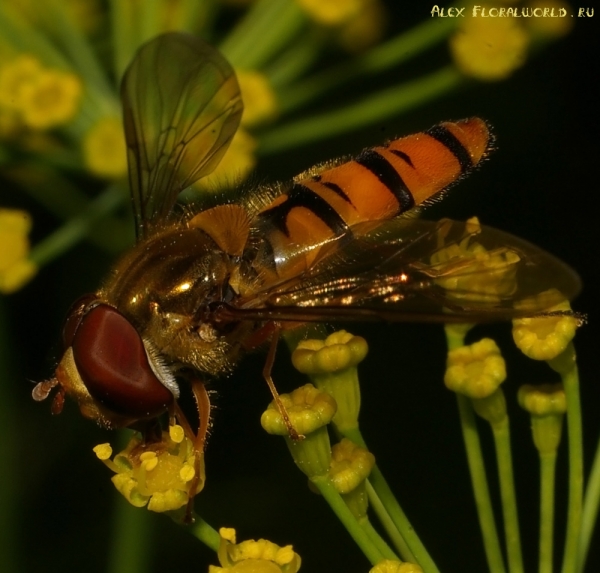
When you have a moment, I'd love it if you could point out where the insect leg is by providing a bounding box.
[262,326,304,441]
[171,380,211,523]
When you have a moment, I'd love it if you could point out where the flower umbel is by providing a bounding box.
[93,425,203,512]
[209,527,301,573]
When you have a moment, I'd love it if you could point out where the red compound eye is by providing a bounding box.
[71,304,173,418]
[62,293,99,350]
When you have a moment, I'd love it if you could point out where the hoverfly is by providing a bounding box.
[33,33,580,503]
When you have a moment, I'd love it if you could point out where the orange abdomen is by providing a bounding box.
[256,118,491,277]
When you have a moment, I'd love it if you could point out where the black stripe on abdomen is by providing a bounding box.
[259,184,350,237]
[354,149,415,212]
[425,124,473,173]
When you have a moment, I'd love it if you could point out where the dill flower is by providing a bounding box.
[194,128,257,191]
[337,0,386,52]
[430,218,519,303]
[525,0,573,38]
[445,338,506,399]
[370,560,424,573]
[329,438,374,519]
[83,116,128,179]
[450,16,530,81]
[512,292,578,361]
[237,70,278,127]
[210,528,301,573]
[19,68,83,130]
[93,425,204,512]
[261,384,336,478]
[0,54,42,111]
[297,0,362,26]
[292,330,367,432]
[518,383,566,454]
[0,208,37,293]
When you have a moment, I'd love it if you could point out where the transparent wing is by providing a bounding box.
[121,32,243,240]
[226,218,581,323]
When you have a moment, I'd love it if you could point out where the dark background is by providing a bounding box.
[2,3,599,572]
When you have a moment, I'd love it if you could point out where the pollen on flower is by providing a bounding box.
[237,70,278,127]
[450,16,529,81]
[93,443,113,460]
[512,293,578,361]
[95,429,204,512]
[0,208,37,294]
[169,424,185,444]
[211,528,301,573]
[445,338,506,399]
[20,69,82,129]
[83,116,128,178]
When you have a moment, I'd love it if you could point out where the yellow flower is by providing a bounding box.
[512,293,578,361]
[93,426,204,512]
[20,69,82,129]
[292,330,367,432]
[297,0,362,26]
[210,528,301,573]
[430,218,519,304]
[237,70,278,127]
[0,55,43,110]
[329,438,374,494]
[518,383,566,454]
[525,1,573,38]
[370,560,424,573]
[261,384,336,478]
[337,0,386,52]
[444,338,506,399]
[0,208,37,293]
[450,16,530,80]
[194,129,257,191]
[83,116,128,179]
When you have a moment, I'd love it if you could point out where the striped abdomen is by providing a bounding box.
[256,118,491,278]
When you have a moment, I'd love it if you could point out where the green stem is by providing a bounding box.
[219,0,306,70]
[359,517,399,561]
[311,475,384,566]
[456,395,507,573]
[189,513,220,552]
[258,66,463,155]
[278,16,458,113]
[365,479,415,563]
[107,497,153,573]
[344,428,439,573]
[579,434,600,572]
[557,348,583,573]
[0,299,17,573]
[540,451,557,573]
[491,418,524,573]
[29,184,125,266]
[110,0,141,81]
